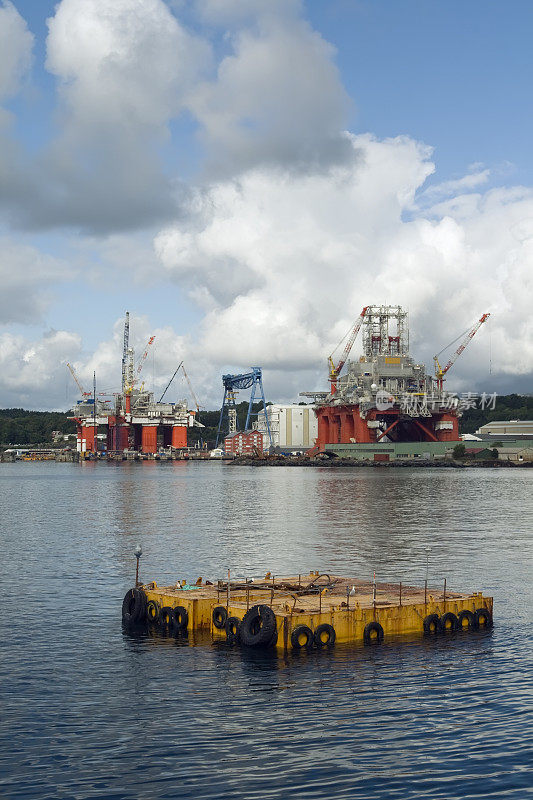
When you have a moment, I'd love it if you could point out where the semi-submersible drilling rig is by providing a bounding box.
[311,304,489,450]
[70,313,200,455]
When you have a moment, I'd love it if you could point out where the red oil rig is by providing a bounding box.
[69,313,200,455]
[309,305,489,451]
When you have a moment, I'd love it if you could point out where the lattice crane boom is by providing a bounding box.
[66,362,91,397]
[181,364,200,413]
[122,311,130,393]
[136,336,155,377]
[158,361,183,403]
[434,313,490,389]
[328,305,369,393]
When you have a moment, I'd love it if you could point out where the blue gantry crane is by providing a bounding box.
[215,367,272,448]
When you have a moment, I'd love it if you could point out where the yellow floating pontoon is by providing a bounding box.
[122,566,493,651]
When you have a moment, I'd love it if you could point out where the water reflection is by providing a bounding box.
[1,462,532,800]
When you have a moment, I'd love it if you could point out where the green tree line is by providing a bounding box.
[460,393,533,434]
[0,409,76,446]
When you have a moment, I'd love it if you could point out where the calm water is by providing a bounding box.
[1,462,532,800]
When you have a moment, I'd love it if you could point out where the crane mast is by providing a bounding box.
[328,306,368,394]
[434,313,490,390]
[123,334,155,395]
[122,312,130,394]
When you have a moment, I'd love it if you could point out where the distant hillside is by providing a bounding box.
[0,409,76,446]
[460,394,533,434]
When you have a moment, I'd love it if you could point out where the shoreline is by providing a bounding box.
[1,452,532,468]
[231,456,533,468]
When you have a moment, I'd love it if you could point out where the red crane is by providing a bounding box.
[434,313,490,390]
[136,336,155,379]
[328,306,369,394]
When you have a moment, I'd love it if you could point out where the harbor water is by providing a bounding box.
[1,462,532,800]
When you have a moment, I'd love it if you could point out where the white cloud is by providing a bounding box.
[0,1,33,101]
[39,0,211,231]
[154,133,533,394]
[1,0,351,233]
[189,0,351,172]
[68,314,191,399]
[0,238,73,325]
[0,0,210,234]
[46,0,209,130]
[418,168,491,203]
[0,1,531,411]
[0,329,82,409]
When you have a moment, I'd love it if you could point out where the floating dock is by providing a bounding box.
[122,571,493,651]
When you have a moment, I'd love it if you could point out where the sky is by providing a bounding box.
[0,0,532,411]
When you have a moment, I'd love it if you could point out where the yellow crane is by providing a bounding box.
[328,306,368,394]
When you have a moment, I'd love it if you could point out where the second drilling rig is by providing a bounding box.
[70,313,202,455]
[307,305,489,451]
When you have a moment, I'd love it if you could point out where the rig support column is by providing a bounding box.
[82,424,95,453]
[141,425,158,454]
[435,414,459,441]
[171,425,187,449]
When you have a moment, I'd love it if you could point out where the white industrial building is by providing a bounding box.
[255,404,318,452]
[476,420,533,437]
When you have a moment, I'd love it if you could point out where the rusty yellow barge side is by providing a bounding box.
[122,571,494,651]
